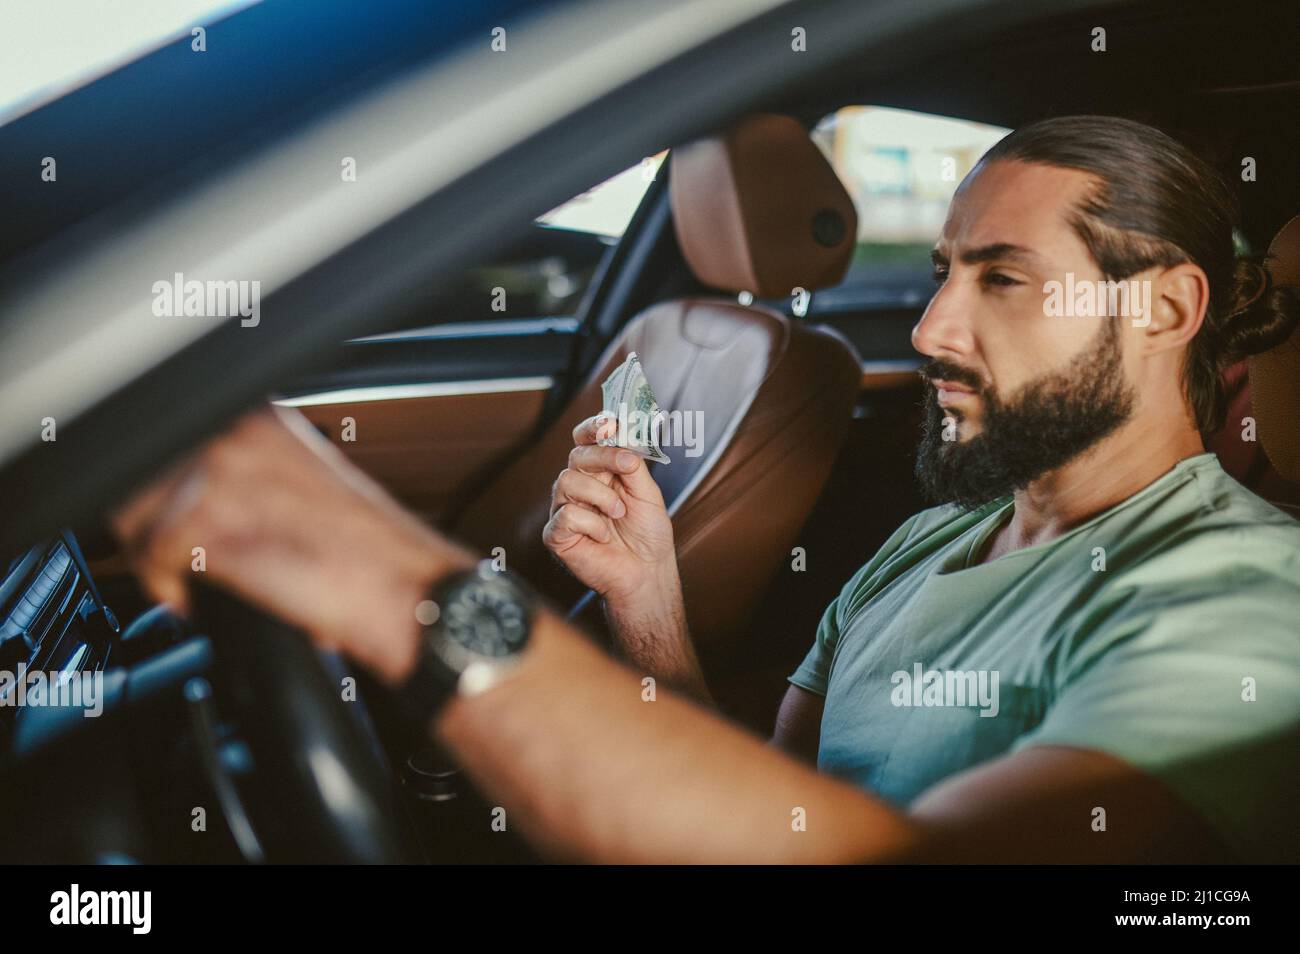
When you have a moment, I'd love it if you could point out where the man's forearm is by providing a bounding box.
[602,563,712,704]
[434,610,922,864]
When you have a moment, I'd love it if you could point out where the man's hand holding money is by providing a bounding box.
[542,355,710,700]
[542,413,677,606]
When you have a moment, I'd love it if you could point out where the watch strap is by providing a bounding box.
[398,639,462,728]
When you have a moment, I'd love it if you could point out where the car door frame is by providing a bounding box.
[0,0,1107,555]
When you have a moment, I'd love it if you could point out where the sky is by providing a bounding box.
[0,0,259,126]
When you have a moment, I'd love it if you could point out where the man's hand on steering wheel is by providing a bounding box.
[111,406,471,684]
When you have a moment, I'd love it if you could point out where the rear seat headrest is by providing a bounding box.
[1247,214,1300,483]
[669,113,857,299]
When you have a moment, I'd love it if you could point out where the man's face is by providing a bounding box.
[911,159,1136,509]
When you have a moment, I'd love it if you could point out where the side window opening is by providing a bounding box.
[759,106,1010,365]
[811,105,1010,315]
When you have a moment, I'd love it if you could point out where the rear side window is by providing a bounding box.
[537,151,667,239]
[372,152,667,335]
[450,151,667,323]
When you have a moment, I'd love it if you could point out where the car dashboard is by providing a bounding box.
[0,534,118,749]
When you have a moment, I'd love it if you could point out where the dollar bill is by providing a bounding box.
[598,351,671,465]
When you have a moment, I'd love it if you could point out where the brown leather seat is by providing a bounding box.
[450,114,863,673]
[1206,214,1300,517]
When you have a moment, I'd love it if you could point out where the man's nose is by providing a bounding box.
[911,280,974,360]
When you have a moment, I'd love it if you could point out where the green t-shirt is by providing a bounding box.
[790,452,1300,862]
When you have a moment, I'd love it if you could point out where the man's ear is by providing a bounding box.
[1142,262,1209,355]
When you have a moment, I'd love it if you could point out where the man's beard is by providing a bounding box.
[915,318,1135,511]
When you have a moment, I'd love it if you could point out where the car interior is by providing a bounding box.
[0,0,1297,864]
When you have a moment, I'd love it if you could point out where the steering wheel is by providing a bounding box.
[190,582,415,863]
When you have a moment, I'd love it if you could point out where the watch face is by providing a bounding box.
[443,578,530,659]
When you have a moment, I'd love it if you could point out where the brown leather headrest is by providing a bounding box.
[669,113,857,298]
[1248,214,1300,483]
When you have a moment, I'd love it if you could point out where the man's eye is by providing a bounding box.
[931,268,949,285]
[982,272,1021,288]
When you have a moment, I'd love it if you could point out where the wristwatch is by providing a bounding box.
[398,559,537,725]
